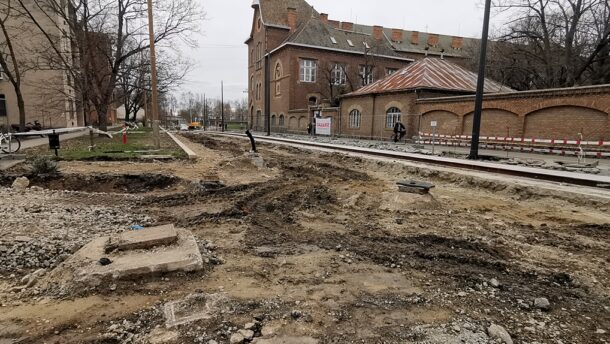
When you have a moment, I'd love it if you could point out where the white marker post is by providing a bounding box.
[431,121,438,154]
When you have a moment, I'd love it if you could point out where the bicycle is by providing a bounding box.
[0,131,21,153]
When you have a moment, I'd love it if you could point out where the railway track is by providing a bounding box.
[209,132,610,189]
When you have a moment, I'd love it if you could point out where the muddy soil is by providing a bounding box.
[0,134,609,344]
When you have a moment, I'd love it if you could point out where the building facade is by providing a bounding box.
[246,0,477,134]
[0,0,81,130]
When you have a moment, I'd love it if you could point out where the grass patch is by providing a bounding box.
[24,129,187,161]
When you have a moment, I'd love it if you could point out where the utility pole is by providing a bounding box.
[468,0,492,160]
[146,0,161,148]
[203,93,207,131]
[221,81,225,132]
[264,53,271,136]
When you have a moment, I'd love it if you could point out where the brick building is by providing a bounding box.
[246,0,478,133]
[340,58,610,142]
[0,0,81,129]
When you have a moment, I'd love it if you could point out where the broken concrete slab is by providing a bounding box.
[397,180,435,195]
[61,228,203,286]
[252,337,319,344]
[163,293,228,328]
[105,224,177,253]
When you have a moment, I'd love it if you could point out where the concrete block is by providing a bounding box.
[163,293,228,328]
[106,224,177,253]
[70,228,203,286]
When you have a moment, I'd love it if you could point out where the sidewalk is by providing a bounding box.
[0,129,91,171]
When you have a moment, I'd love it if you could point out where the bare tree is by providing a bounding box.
[18,0,204,130]
[487,0,610,89]
[0,0,32,131]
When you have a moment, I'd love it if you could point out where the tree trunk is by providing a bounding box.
[16,89,26,131]
[97,104,108,131]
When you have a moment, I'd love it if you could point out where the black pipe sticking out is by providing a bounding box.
[246,130,257,152]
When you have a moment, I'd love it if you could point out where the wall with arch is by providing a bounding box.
[421,110,460,135]
[415,86,610,140]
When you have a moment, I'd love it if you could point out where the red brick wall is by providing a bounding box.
[416,86,610,140]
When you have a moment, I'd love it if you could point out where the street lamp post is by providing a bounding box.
[468,0,492,160]
[146,0,161,148]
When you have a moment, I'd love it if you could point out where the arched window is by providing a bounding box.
[250,75,254,95]
[308,96,318,106]
[279,114,285,126]
[386,107,401,128]
[275,62,282,95]
[349,109,361,128]
[271,114,276,126]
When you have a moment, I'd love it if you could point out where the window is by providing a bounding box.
[257,17,262,31]
[386,107,402,128]
[360,65,374,85]
[330,36,337,44]
[256,43,262,69]
[271,114,276,126]
[349,109,361,128]
[250,75,254,94]
[386,68,398,76]
[256,82,261,100]
[347,39,354,47]
[0,94,6,117]
[331,64,346,85]
[275,62,282,95]
[300,59,317,82]
[279,114,285,126]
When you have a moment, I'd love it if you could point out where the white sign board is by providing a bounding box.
[430,121,438,128]
[316,118,332,136]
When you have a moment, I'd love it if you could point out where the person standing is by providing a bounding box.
[393,121,406,143]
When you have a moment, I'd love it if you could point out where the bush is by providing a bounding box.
[30,156,59,175]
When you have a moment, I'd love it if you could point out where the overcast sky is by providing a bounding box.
[183,0,497,102]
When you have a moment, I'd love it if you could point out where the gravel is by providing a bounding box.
[0,186,152,275]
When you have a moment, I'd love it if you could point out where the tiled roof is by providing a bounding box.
[351,25,477,58]
[286,18,406,59]
[348,58,514,96]
[257,0,315,28]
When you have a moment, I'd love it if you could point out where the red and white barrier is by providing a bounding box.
[416,138,610,158]
[418,132,608,147]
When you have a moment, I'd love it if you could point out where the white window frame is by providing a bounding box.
[300,59,317,83]
[386,107,402,128]
[359,65,374,85]
[386,68,398,76]
[349,109,361,128]
[331,64,346,86]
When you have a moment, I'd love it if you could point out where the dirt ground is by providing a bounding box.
[0,133,609,344]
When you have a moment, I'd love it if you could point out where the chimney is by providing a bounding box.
[320,13,328,24]
[328,20,340,29]
[428,34,439,47]
[373,26,383,40]
[287,7,297,30]
[391,28,403,43]
[341,21,353,31]
[451,36,464,49]
[411,31,419,45]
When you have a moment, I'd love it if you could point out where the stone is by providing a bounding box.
[239,329,254,340]
[230,333,245,343]
[488,324,513,344]
[252,337,319,344]
[534,297,551,311]
[596,329,606,334]
[208,341,219,344]
[244,322,256,330]
[12,177,30,190]
[147,328,179,343]
[490,278,500,288]
[164,293,227,328]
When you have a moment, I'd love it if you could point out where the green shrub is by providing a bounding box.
[30,156,59,175]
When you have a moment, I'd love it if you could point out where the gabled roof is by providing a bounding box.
[347,58,514,97]
[257,0,315,29]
